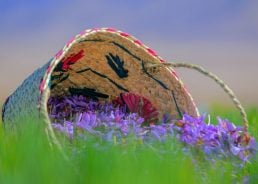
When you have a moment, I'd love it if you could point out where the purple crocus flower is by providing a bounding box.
[150,125,167,140]
[48,95,257,162]
[76,112,98,133]
[52,121,74,139]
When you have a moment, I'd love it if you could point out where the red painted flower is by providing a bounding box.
[113,93,159,124]
[61,50,84,71]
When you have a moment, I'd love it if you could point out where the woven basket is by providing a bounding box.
[2,28,199,132]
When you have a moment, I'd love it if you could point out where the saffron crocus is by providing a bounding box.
[52,121,74,139]
[76,112,98,133]
[173,114,257,162]
[150,125,167,141]
[48,95,257,162]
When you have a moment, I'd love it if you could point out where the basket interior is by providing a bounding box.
[48,31,198,120]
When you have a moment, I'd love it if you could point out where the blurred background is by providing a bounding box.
[0,0,257,109]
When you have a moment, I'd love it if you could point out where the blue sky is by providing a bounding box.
[0,0,257,42]
[0,0,257,105]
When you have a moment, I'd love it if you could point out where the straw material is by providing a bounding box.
[2,61,51,125]
[2,28,199,137]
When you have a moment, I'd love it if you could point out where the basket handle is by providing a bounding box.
[146,62,248,132]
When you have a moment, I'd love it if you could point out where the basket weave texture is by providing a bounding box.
[2,28,199,127]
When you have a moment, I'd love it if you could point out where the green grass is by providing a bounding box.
[0,106,257,184]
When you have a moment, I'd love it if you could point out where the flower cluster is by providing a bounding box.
[48,95,257,162]
[174,114,256,162]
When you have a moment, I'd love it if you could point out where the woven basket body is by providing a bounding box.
[2,28,199,128]
[2,62,50,125]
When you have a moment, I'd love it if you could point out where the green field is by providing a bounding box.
[0,106,257,184]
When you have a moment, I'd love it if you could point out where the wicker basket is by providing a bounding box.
[2,27,199,132]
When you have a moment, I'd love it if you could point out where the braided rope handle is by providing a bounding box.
[146,62,248,132]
